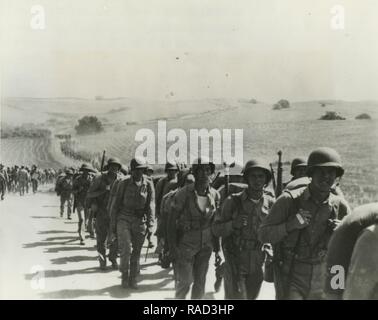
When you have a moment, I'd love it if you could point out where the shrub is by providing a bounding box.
[355,113,371,120]
[319,111,346,120]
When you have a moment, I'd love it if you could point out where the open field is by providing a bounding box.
[1,97,378,208]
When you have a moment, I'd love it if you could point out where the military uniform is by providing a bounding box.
[109,174,155,286]
[73,170,94,242]
[87,171,120,268]
[18,168,29,196]
[259,186,350,299]
[30,167,39,193]
[213,189,275,299]
[56,173,74,218]
[168,183,220,299]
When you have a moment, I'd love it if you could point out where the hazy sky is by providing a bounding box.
[1,0,378,102]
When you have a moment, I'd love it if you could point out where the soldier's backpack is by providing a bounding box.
[324,202,378,298]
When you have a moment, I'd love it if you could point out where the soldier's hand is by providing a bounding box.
[233,215,248,229]
[286,209,311,232]
[328,219,342,231]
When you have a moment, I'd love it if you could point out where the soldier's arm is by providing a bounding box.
[167,188,186,250]
[258,193,292,244]
[211,196,236,238]
[343,228,378,300]
[338,198,352,220]
[145,180,156,231]
[109,180,123,232]
[155,178,164,214]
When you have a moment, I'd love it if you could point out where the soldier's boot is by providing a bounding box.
[98,254,107,270]
[109,258,118,270]
[121,273,129,289]
[128,277,138,290]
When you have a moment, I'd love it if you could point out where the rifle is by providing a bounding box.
[276,151,283,197]
[223,161,235,197]
[144,229,151,262]
[270,163,277,193]
[100,150,106,172]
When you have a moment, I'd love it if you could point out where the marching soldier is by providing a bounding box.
[259,147,351,300]
[167,157,220,299]
[73,164,96,245]
[109,157,155,289]
[18,166,30,196]
[288,157,307,183]
[87,158,122,270]
[155,162,179,254]
[55,168,74,219]
[212,159,275,299]
[30,165,39,194]
[0,164,8,200]
[156,169,195,282]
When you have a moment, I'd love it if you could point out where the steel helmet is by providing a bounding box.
[165,161,179,172]
[130,157,148,171]
[307,147,344,177]
[242,159,272,184]
[290,157,307,175]
[191,157,215,175]
[104,157,122,171]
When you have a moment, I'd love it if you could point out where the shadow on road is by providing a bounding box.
[50,255,99,265]
[24,266,114,280]
[38,230,77,234]
[30,216,60,219]
[23,240,78,248]
[44,236,79,241]
[44,246,97,253]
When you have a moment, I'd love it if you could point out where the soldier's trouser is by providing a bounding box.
[60,195,72,217]
[96,212,117,262]
[117,219,145,278]
[238,249,264,300]
[32,179,38,193]
[19,182,26,195]
[286,262,325,300]
[223,251,240,299]
[175,245,212,299]
[77,205,87,241]
[86,209,95,236]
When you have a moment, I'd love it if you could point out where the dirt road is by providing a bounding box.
[0,186,274,300]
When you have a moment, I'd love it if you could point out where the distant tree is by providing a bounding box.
[321,103,326,107]
[249,99,258,104]
[75,116,104,135]
[355,113,372,120]
[272,99,290,110]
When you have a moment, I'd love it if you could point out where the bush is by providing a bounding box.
[319,111,346,120]
[272,99,290,110]
[75,116,104,135]
[355,113,371,120]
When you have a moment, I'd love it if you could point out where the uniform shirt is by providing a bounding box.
[109,175,155,228]
[343,224,378,300]
[168,183,220,251]
[73,174,93,205]
[259,186,351,262]
[155,176,178,217]
[213,190,275,245]
[58,176,74,196]
[87,172,120,211]
[18,169,29,182]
